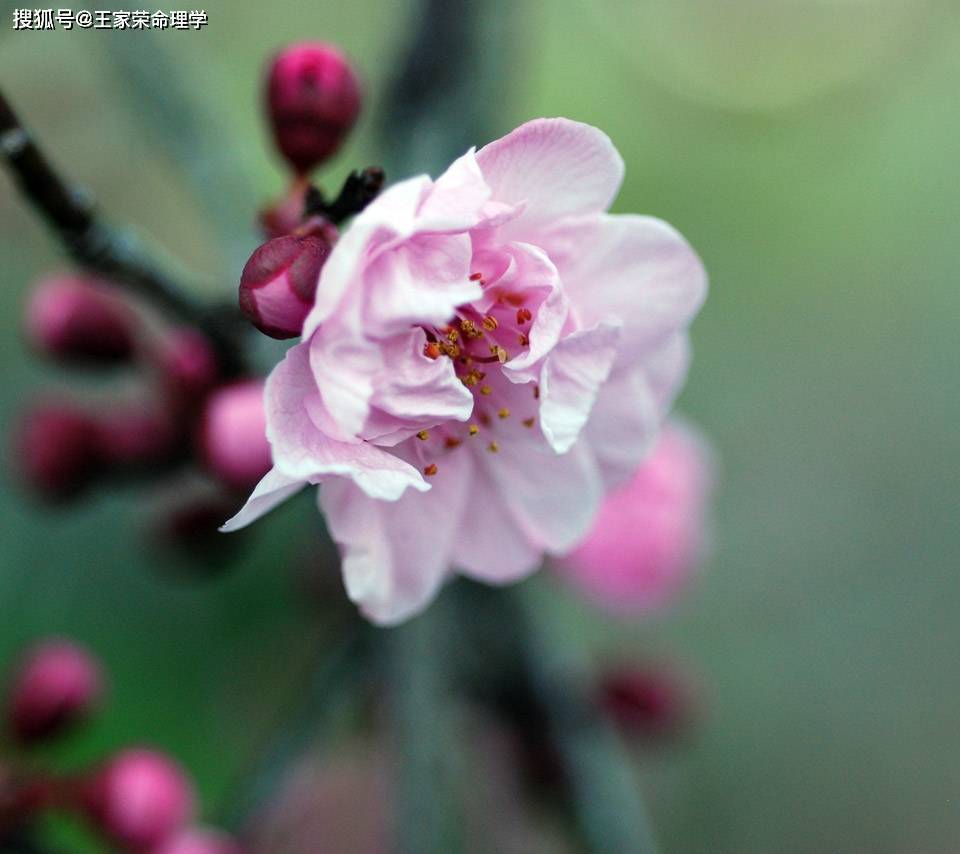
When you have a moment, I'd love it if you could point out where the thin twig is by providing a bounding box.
[0,88,246,375]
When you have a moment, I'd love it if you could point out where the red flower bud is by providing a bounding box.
[94,407,179,468]
[239,226,333,339]
[598,666,694,737]
[266,42,361,174]
[14,403,104,502]
[196,379,271,491]
[82,748,194,850]
[25,275,136,366]
[149,827,242,854]
[7,640,104,744]
[155,328,220,405]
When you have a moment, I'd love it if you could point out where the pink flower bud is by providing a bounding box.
[196,379,271,491]
[154,327,220,409]
[266,42,361,174]
[94,407,178,467]
[239,227,333,339]
[555,421,715,614]
[149,827,242,854]
[82,748,194,850]
[598,666,695,737]
[7,640,104,744]
[259,179,310,239]
[25,275,136,366]
[14,403,104,502]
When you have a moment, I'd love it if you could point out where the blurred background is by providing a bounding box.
[1,1,959,851]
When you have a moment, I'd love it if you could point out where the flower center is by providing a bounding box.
[414,272,540,476]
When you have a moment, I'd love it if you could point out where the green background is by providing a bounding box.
[1,1,959,851]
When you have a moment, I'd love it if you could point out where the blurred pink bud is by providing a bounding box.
[7,639,104,744]
[25,275,136,366]
[239,226,334,339]
[149,827,242,854]
[197,379,271,491]
[83,748,194,850]
[266,42,361,174]
[14,403,103,502]
[598,666,694,737]
[556,421,715,614]
[94,407,178,467]
[259,179,310,239]
[156,328,220,405]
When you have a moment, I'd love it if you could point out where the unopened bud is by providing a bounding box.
[196,379,271,491]
[259,179,310,239]
[266,42,361,174]
[82,748,194,850]
[156,328,220,405]
[7,639,104,744]
[14,403,103,502]
[239,225,333,339]
[25,276,136,366]
[598,667,695,737]
[94,407,178,468]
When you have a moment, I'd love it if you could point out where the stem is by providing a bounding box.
[387,601,463,853]
[512,581,659,854]
[218,625,372,831]
[0,88,245,375]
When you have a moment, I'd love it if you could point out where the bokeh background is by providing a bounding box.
[1,1,959,851]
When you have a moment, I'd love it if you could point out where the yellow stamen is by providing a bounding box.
[522,417,535,428]
[480,385,492,396]
[498,407,510,419]
[416,430,429,441]
[487,441,499,453]
[482,315,499,331]
[424,463,438,476]
[468,424,480,436]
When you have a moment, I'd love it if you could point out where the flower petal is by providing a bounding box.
[219,467,305,532]
[475,118,624,237]
[541,213,707,361]
[319,447,473,625]
[483,424,603,553]
[268,342,428,500]
[539,321,621,454]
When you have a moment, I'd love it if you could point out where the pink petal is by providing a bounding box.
[455,462,541,584]
[541,213,707,362]
[267,343,428,500]
[483,426,603,553]
[475,118,624,237]
[539,321,621,454]
[319,447,473,625]
[303,176,433,337]
[219,467,305,532]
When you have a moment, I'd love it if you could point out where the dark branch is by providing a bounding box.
[0,88,245,376]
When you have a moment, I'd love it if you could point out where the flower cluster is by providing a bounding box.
[0,639,237,852]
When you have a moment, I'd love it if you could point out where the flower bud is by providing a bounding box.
[82,748,194,850]
[94,407,178,468]
[555,421,714,614]
[14,403,104,502]
[7,639,104,744]
[598,666,694,737]
[259,179,309,239]
[239,225,333,339]
[149,827,242,854]
[155,328,220,406]
[25,275,136,366]
[266,42,361,174]
[196,379,271,491]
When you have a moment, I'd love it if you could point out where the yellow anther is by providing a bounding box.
[482,315,499,331]
[522,417,535,428]
[424,463,438,476]
[416,430,430,441]
[468,424,480,436]
[480,385,492,396]
[498,407,510,419]
[487,441,500,453]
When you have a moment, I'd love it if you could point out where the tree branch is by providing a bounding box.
[0,88,246,375]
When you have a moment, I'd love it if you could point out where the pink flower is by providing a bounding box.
[555,421,714,614]
[224,118,707,625]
